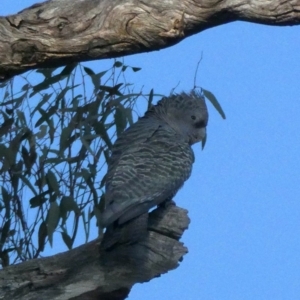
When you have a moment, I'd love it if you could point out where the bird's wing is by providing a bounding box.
[101,123,194,227]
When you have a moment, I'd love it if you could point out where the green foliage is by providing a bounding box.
[202,88,226,119]
[0,61,149,266]
[0,59,224,267]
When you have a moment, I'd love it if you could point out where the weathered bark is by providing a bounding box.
[0,0,300,81]
[0,205,189,300]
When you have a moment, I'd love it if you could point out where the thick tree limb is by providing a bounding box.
[0,0,300,81]
[0,205,190,300]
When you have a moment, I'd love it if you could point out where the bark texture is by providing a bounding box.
[0,205,190,300]
[0,0,300,81]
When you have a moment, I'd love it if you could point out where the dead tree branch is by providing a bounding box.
[0,0,300,81]
[0,205,190,300]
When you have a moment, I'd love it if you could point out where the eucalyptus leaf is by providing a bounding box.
[61,231,73,250]
[46,201,60,247]
[202,88,226,119]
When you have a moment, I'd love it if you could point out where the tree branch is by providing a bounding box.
[0,205,190,300]
[0,0,300,81]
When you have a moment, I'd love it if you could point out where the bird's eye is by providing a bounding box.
[191,115,196,120]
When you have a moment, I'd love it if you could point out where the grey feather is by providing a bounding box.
[100,90,208,250]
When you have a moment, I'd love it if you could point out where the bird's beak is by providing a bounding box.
[199,127,206,141]
[201,129,207,150]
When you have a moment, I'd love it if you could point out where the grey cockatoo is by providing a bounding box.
[100,90,208,250]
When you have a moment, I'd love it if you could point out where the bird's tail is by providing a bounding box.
[100,213,149,250]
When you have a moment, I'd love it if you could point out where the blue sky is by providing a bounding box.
[2,2,300,300]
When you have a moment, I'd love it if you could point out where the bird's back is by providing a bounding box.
[101,116,194,227]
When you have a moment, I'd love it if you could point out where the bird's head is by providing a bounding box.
[152,90,209,145]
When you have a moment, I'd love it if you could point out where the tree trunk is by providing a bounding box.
[0,205,190,300]
[0,0,300,81]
